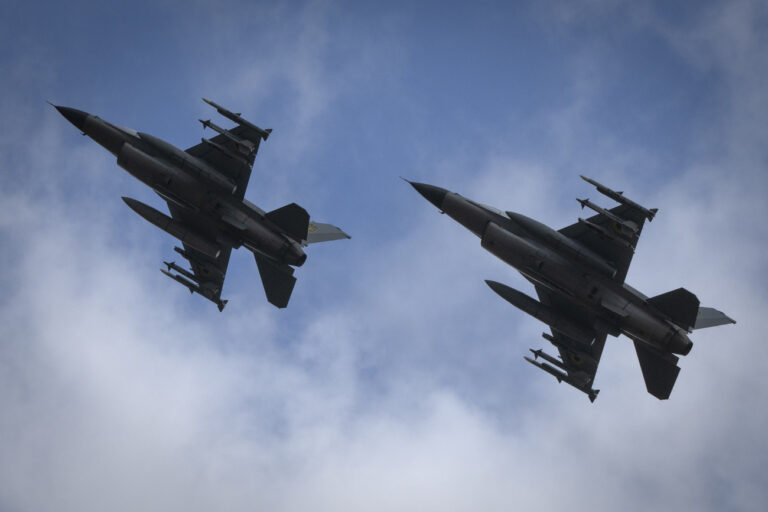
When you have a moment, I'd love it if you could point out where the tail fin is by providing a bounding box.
[633,341,680,399]
[265,203,309,242]
[647,288,700,332]
[254,253,296,308]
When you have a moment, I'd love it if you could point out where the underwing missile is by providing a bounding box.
[577,217,634,248]
[580,175,658,221]
[485,280,595,345]
[161,268,198,294]
[122,197,221,259]
[160,268,228,311]
[529,348,568,371]
[199,118,256,155]
[201,137,247,164]
[577,198,639,235]
[524,356,567,382]
[163,261,197,282]
[524,356,599,402]
[173,246,226,278]
[202,98,272,140]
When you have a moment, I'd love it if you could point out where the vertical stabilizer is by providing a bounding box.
[647,288,700,332]
[265,203,309,242]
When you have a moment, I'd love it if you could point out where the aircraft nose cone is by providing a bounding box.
[409,181,448,209]
[54,105,89,131]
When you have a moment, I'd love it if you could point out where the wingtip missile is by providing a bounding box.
[202,97,240,115]
[202,97,271,141]
[581,175,657,221]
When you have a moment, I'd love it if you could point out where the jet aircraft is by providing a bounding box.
[408,176,735,401]
[55,98,349,310]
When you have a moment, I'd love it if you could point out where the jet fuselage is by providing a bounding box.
[412,183,692,356]
[55,107,306,267]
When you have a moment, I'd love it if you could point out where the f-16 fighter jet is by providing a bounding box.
[55,98,349,310]
[408,176,734,401]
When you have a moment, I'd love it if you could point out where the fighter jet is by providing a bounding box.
[54,98,349,310]
[408,176,735,401]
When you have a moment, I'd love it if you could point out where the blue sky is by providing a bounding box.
[1,1,767,511]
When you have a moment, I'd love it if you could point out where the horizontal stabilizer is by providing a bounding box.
[304,222,351,245]
[254,253,296,308]
[265,203,309,242]
[633,341,680,399]
[647,288,700,332]
[694,307,736,329]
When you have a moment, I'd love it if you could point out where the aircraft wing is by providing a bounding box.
[185,124,265,201]
[558,203,649,284]
[163,201,232,310]
[532,284,610,401]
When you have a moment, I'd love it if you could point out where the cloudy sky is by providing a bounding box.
[1,1,766,510]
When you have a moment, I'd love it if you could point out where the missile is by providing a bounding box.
[202,98,272,140]
[122,197,222,259]
[201,137,247,164]
[174,245,191,259]
[161,267,228,312]
[161,268,198,294]
[524,355,600,402]
[199,118,255,155]
[485,280,595,346]
[577,198,639,235]
[172,246,226,277]
[577,218,634,249]
[163,261,197,282]
[524,356,567,383]
[580,175,658,221]
[529,348,568,371]
[541,332,556,344]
